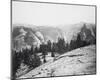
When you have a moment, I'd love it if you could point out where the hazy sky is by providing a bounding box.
[12,1,95,26]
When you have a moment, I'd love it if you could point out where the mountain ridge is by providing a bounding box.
[12,22,96,51]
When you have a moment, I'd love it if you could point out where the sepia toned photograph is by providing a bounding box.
[11,0,96,80]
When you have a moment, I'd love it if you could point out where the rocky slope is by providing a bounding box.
[18,45,96,79]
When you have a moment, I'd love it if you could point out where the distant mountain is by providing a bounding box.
[12,22,96,51]
[36,26,63,42]
[79,23,96,43]
[12,24,63,51]
[58,22,96,43]
[12,27,40,51]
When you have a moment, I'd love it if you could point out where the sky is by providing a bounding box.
[12,1,96,26]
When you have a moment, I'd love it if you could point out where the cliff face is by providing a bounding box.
[58,23,96,43]
[12,27,43,51]
[12,25,63,51]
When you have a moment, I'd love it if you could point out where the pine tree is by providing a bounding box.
[47,40,52,52]
[51,52,55,57]
[40,43,47,63]
[57,37,66,54]
[76,33,82,48]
